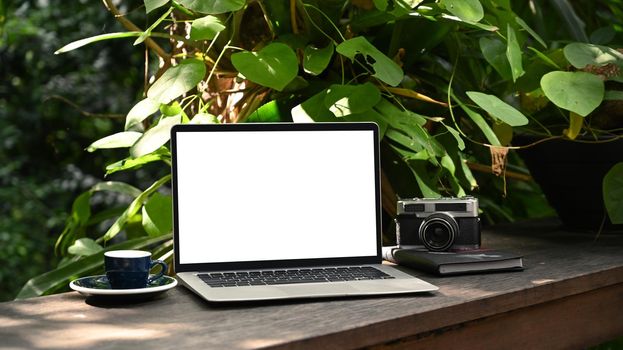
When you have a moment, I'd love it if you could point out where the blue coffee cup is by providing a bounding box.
[104,250,168,289]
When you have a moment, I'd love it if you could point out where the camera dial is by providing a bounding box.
[418,213,459,251]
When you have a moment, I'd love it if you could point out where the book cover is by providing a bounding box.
[383,246,524,276]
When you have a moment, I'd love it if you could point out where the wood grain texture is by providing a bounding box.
[372,282,623,350]
[1,220,623,350]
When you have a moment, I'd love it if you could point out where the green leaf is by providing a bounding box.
[603,162,623,224]
[480,37,512,80]
[177,0,245,14]
[540,71,604,117]
[527,46,562,70]
[506,24,524,82]
[142,193,173,236]
[135,7,172,45]
[53,182,143,257]
[190,15,225,41]
[100,175,172,242]
[55,32,143,54]
[373,98,427,127]
[440,153,466,197]
[17,235,171,299]
[454,95,501,146]
[374,99,443,158]
[336,36,404,87]
[126,98,160,130]
[373,0,388,11]
[87,131,142,152]
[130,115,181,158]
[442,123,465,150]
[246,101,283,122]
[231,43,298,91]
[190,112,219,124]
[440,0,484,23]
[145,0,169,13]
[72,192,92,226]
[147,59,206,104]
[466,91,529,126]
[391,146,441,198]
[292,89,339,123]
[515,16,546,49]
[106,148,170,176]
[160,101,184,117]
[67,238,103,257]
[90,181,143,198]
[303,43,334,76]
[563,42,623,69]
[324,83,381,117]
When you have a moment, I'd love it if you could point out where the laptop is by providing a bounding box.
[170,122,438,302]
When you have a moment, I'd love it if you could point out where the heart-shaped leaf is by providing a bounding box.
[540,71,604,117]
[564,42,623,69]
[231,43,298,91]
[440,0,484,23]
[336,37,404,86]
[177,0,245,14]
[190,15,225,41]
[324,83,381,117]
[87,131,143,152]
[147,59,206,104]
[466,91,529,126]
[303,43,334,76]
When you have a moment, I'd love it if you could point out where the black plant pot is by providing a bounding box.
[515,136,623,232]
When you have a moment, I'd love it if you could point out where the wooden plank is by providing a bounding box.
[1,220,623,349]
[371,282,623,349]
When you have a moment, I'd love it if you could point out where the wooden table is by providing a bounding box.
[2,220,623,349]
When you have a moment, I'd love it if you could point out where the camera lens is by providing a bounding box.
[418,214,459,251]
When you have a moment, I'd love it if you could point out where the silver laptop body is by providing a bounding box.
[171,122,438,302]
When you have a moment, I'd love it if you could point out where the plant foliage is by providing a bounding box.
[18,0,623,297]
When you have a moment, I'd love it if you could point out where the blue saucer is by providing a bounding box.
[70,275,177,298]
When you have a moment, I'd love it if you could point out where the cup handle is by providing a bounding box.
[147,260,168,283]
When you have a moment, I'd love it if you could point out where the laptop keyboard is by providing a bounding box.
[197,266,395,288]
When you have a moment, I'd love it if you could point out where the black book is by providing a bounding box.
[383,246,524,276]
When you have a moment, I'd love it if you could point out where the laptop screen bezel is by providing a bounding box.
[170,122,383,273]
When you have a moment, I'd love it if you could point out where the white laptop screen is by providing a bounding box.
[172,123,380,267]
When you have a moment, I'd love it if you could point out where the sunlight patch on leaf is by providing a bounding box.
[87,131,143,152]
[147,59,206,104]
[336,37,404,86]
[231,43,298,91]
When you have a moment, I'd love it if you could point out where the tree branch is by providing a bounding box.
[101,0,169,60]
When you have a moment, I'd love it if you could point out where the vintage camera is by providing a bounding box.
[396,197,481,251]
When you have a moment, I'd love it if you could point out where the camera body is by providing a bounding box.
[396,197,481,251]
